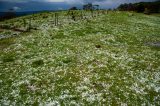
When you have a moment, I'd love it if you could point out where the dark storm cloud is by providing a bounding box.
[0,0,158,12]
[0,0,157,3]
[82,0,106,3]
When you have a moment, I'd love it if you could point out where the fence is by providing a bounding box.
[0,10,108,34]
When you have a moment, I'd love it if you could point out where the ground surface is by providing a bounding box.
[0,11,160,105]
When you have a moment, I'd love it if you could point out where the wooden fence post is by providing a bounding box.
[57,13,59,25]
[55,13,59,26]
[27,18,31,31]
[23,19,26,28]
[98,10,99,16]
[81,11,83,20]
[91,10,94,18]
[55,13,57,26]
[68,13,70,21]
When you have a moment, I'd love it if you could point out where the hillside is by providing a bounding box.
[0,11,160,105]
[118,0,160,13]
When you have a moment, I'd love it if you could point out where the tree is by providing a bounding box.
[136,3,145,12]
[93,5,99,10]
[144,8,150,15]
[69,7,78,10]
[83,3,93,10]
[117,1,160,13]
[3,9,16,19]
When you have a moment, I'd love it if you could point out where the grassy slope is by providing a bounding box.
[0,11,160,105]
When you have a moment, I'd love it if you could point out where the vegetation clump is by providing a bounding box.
[144,8,150,15]
[2,55,15,62]
[32,59,44,67]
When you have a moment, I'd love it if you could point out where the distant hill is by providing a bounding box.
[0,11,56,21]
[0,11,42,17]
[117,0,160,13]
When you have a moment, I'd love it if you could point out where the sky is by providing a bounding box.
[0,0,157,12]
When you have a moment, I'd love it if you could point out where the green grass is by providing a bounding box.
[0,38,15,50]
[0,11,160,105]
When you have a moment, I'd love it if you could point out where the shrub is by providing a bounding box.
[144,8,150,15]
[32,59,44,67]
[2,53,16,62]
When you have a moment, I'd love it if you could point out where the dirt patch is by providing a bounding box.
[145,42,160,47]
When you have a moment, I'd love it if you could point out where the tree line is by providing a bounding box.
[117,0,160,13]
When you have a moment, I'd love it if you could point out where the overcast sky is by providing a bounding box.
[0,0,157,12]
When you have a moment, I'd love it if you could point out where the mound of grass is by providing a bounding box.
[0,38,14,50]
[1,52,16,63]
[32,59,44,67]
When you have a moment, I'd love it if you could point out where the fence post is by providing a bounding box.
[81,11,83,20]
[23,19,26,28]
[27,18,31,31]
[57,13,59,25]
[55,13,57,26]
[68,12,70,21]
[97,10,99,16]
[91,10,94,18]
[55,13,59,26]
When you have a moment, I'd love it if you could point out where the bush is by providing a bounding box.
[69,7,78,10]
[2,53,16,62]
[144,8,150,15]
[32,59,44,67]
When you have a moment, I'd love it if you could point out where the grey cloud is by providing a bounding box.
[0,0,158,12]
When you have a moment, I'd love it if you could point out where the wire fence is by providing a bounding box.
[0,10,109,38]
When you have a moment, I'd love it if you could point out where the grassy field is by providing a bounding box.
[0,11,160,105]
